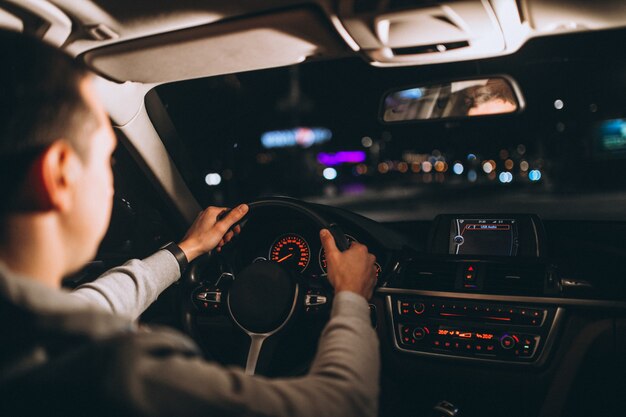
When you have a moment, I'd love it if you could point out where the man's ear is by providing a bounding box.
[19,141,82,212]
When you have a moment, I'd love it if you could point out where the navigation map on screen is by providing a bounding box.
[449,219,518,256]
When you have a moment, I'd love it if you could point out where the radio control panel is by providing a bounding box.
[388,296,559,364]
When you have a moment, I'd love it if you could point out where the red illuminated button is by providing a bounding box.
[500,335,516,350]
[399,301,411,315]
[486,344,495,352]
[463,264,477,282]
[433,340,441,347]
[413,302,426,315]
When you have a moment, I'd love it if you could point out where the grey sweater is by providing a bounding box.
[0,250,380,417]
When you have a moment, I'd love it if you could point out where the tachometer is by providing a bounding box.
[269,234,310,272]
[319,234,381,279]
[319,234,358,272]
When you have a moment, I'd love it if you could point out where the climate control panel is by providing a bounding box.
[388,295,558,364]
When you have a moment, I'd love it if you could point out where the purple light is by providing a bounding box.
[317,151,366,166]
[341,183,366,195]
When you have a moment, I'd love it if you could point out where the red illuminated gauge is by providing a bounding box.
[269,234,310,272]
[320,235,380,280]
[319,234,358,272]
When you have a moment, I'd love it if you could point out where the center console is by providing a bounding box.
[387,295,561,364]
[383,214,562,365]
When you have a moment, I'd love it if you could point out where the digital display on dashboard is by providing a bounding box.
[449,219,519,256]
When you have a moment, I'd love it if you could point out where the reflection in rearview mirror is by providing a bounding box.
[381,77,521,123]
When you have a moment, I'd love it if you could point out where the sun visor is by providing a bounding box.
[81,8,347,84]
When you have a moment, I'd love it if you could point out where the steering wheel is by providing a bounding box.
[180,197,349,375]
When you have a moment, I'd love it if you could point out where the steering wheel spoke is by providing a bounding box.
[245,334,267,375]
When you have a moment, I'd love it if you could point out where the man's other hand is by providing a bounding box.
[320,229,376,300]
[178,204,248,262]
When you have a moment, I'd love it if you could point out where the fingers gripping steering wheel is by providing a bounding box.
[180,198,349,375]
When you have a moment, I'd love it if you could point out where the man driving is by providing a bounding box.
[0,30,379,416]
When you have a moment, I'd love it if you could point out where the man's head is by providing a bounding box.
[0,30,117,278]
[465,79,518,116]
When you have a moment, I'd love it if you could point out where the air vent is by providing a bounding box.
[392,40,469,55]
[484,264,546,295]
[401,260,457,290]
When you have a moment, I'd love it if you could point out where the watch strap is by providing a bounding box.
[161,242,189,274]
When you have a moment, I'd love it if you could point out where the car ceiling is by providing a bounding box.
[1,0,626,84]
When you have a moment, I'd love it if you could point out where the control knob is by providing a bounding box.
[500,335,516,350]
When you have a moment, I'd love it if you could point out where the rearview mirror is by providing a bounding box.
[381,76,523,123]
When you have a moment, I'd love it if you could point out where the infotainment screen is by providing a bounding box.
[449,218,519,256]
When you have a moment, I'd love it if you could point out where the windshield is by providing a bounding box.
[151,28,626,222]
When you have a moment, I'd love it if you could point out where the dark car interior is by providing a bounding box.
[3,1,626,416]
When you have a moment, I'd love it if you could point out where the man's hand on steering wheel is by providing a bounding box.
[178,204,249,262]
[320,229,377,300]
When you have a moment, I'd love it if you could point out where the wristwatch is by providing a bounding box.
[160,242,189,274]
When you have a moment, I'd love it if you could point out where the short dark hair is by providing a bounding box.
[0,30,98,213]
[464,78,517,109]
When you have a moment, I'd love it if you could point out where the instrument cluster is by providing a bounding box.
[265,232,382,279]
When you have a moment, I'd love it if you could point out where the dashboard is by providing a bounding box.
[181,200,626,417]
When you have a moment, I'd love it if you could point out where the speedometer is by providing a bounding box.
[269,234,310,272]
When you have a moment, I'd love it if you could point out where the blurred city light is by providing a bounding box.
[554,99,564,110]
[453,162,464,175]
[323,167,338,180]
[317,151,366,166]
[520,160,529,172]
[261,127,332,149]
[482,160,496,174]
[205,173,222,186]
[361,136,373,148]
[499,172,513,183]
[529,170,542,181]
[468,170,477,182]
[355,164,368,175]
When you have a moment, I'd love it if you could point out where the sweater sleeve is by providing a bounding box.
[70,250,181,319]
[107,291,380,417]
